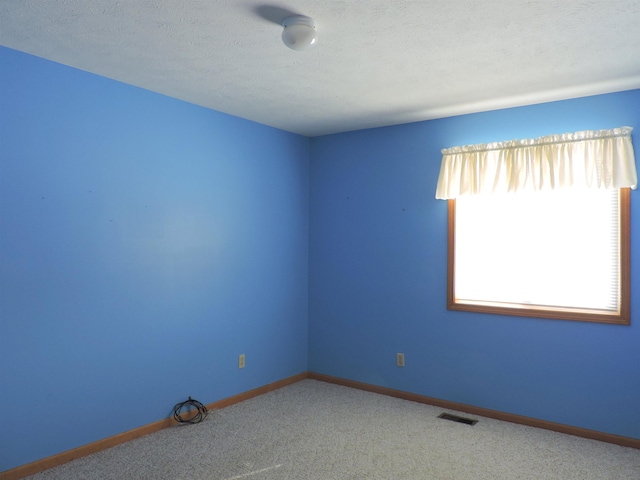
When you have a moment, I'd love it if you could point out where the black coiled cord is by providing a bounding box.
[172,396,208,424]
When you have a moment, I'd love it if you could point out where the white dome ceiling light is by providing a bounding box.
[281,15,317,51]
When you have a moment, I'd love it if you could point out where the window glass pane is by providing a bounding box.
[454,189,619,313]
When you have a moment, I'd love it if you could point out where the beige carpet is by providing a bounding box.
[25,380,640,479]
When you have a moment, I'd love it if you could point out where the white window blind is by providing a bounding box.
[454,188,621,314]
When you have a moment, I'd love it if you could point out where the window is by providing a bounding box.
[436,127,636,324]
[448,188,630,324]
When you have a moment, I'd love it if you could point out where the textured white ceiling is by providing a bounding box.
[1,1,640,137]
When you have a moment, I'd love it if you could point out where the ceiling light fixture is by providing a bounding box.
[281,15,317,51]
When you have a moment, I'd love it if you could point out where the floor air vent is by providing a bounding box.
[438,413,478,426]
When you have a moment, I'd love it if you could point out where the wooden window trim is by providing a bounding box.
[447,188,630,325]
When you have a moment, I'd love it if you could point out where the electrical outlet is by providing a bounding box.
[396,353,405,367]
[238,354,245,368]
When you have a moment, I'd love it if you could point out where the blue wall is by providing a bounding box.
[2,43,640,474]
[309,90,640,441]
[0,47,309,471]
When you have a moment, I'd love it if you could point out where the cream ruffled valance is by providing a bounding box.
[435,127,637,199]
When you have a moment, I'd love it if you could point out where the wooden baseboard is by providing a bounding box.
[307,372,640,450]
[6,370,637,480]
[0,372,308,480]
